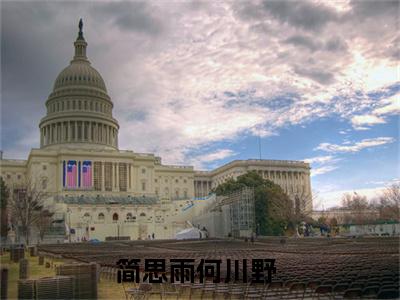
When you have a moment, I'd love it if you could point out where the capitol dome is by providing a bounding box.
[53,61,107,93]
[39,20,119,151]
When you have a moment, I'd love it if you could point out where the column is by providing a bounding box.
[49,125,52,144]
[54,123,57,142]
[52,124,55,144]
[58,123,61,142]
[99,124,102,143]
[67,122,70,142]
[81,121,84,141]
[40,128,43,146]
[292,171,296,195]
[112,163,115,189]
[131,164,134,192]
[57,123,60,142]
[49,125,51,144]
[116,163,120,191]
[46,126,49,144]
[93,122,97,142]
[74,121,78,141]
[61,122,64,142]
[101,162,105,192]
[58,160,63,192]
[88,122,92,141]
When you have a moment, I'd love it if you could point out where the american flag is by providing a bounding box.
[67,160,77,188]
[82,161,92,188]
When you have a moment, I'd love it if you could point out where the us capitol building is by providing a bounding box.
[1,22,312,242]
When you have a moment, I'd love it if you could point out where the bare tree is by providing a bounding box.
[8,177,49,245]
[340,192,376,225]
[294,189,319,221]
[377,183,400,221]
[36,209,54,243]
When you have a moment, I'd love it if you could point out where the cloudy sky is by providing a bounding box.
[1,0,399,208]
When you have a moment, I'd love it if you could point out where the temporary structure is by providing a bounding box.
[175,227,203,240]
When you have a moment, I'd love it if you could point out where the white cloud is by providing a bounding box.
[187,149,237,170]
[304,155,335,164]
[194,149,236,164]
[351,114,386,129]
[304,155,341,177]
[373,93,400,115]
[311,165,339,177]
[316,137,395,153]
[2,1,399,167]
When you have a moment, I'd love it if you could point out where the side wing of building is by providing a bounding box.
[194,159,312,213]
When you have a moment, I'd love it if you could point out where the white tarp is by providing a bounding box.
[175,227,203,240]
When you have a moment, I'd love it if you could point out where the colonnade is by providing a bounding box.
[194,180,212,198]
[41,121,118,147]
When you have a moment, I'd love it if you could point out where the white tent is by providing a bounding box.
[175,227,203,240]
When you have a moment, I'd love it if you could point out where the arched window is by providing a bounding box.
[113,213,119,221]
[83,212,90,218]
[139,212,146,217]
[98,213,105,221]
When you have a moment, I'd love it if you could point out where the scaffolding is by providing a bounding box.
[191,188,255,238]
[228,187,255,238]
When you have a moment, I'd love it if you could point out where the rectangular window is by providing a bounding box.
[93,162,102,191]
[119,163,127,192]
[142,181,146,191]
[104,162,112,191]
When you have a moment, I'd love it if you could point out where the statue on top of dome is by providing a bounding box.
[78,18,84,39]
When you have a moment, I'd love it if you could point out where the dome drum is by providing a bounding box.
[45,97,113,116]
[40,119,118,149]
